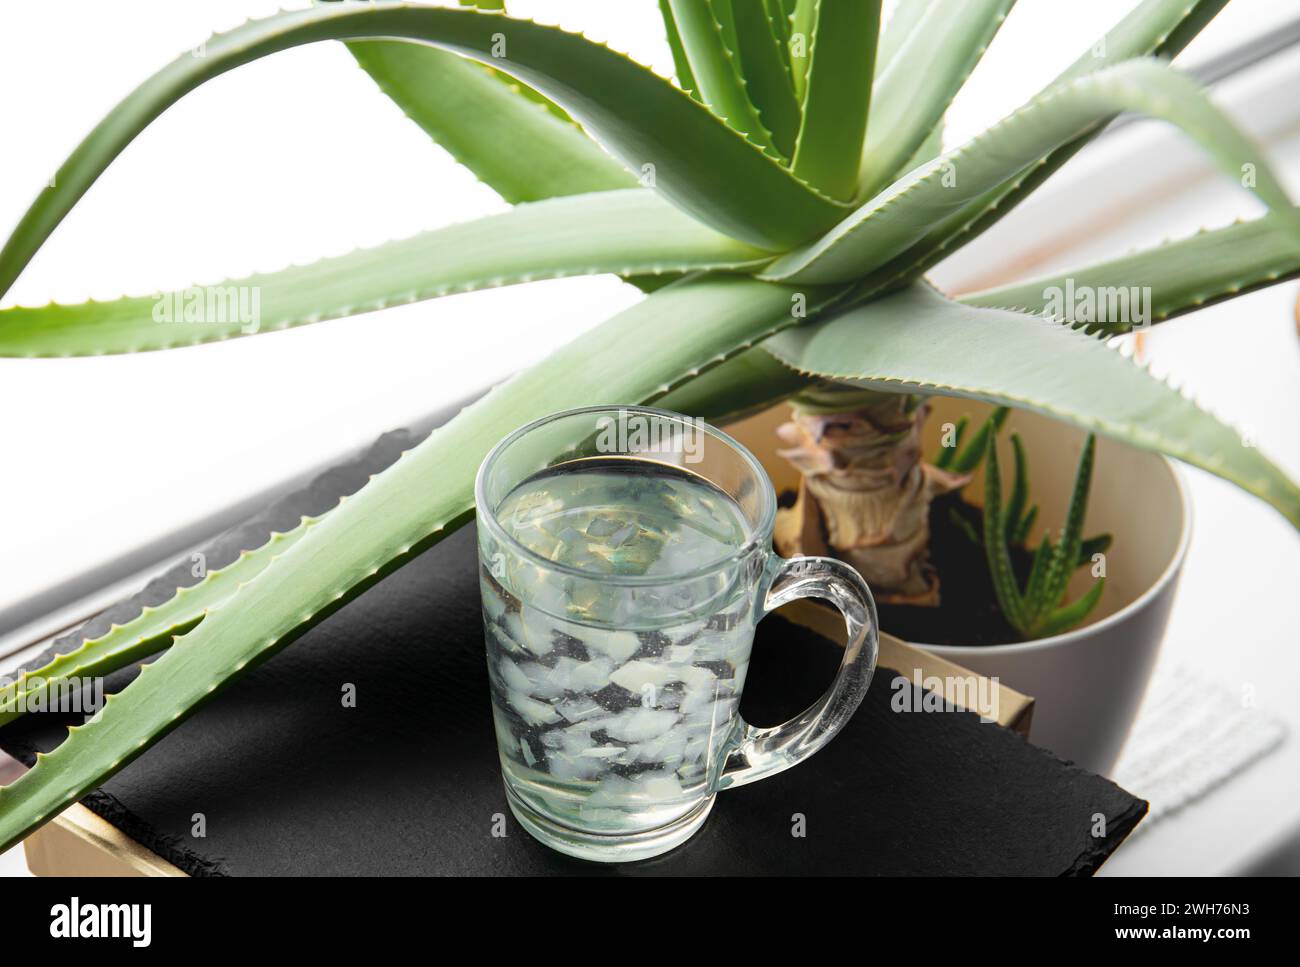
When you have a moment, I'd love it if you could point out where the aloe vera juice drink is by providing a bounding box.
[480,460,755,835]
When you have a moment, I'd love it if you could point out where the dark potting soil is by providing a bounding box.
[877,492,1035,646]
[783,490,1033,647]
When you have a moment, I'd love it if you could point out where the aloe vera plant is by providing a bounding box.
[938,416,1112,639]
[1,0,1298,852]
[980,431,1109,639]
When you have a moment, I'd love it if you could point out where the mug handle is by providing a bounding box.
[716,554,879,790]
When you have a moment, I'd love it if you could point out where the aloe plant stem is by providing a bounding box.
[774,384,966,602]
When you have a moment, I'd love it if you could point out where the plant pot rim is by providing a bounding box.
[919,455,1193,655]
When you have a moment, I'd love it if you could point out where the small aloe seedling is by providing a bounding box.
[983,430,1110,639]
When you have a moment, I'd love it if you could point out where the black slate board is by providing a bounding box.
[0,421,1146,876]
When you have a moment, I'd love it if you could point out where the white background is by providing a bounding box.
[1,1,1298,875]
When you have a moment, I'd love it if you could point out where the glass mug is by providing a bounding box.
[475,405,878,862]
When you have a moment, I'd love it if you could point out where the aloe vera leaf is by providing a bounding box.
[731,0,801,158]
[0,274,849,852]
[657,344,810,424]
[1059,0,1231,80]
[0,523,315,727]
[789,0,881,201]
[344,39,633,204]
[431,5,602,126]
[858,0,1015,196]
[1036,577,1106,638]
[1004,431,1030,538]
[765,59,1295,285]
[874,0,936,80]
[0,190,767,357]
[447,0,569,122]
[982,434,1026,632]
[762,0,793,64]
[900,119,946,173]
[763,284,1300,527]
[344,4,665,294]
[1012,503,1039,547]
[788,0,818,102]
[1041,434,1097,607]
[711,0,741,61]
[666,0,781,159]
[0,6,850,301]
[933,414,968,470]
[949,406,1009,474]
[1022,533,1054,617]
[947,505,982,547]
[961,214,1300,331]
[850,0,1233,297]
[658,0,699,95]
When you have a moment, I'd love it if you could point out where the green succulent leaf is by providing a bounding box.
[979,430,1103,637]
[949,406,1009,474]
[1023,532,1054,612]
[788,0,817,102]
[1059,0,1231,79]
[659,0,699,95]
[789,0,880,201]
[900,119,946,173]
[665,0,781,159]
[658,343,810,424]
[962,214,1300,331]
[710,0,742,67]
[0,274,851,853]
[1005,431,1030,537]
[731,0,801,159]
[763,284,1300,527]
[982,433,1026,630]
[851,0,1236,296]
[1038,434,1097,621]
[761,0,794,66]
[859,0,1014,196]
[0,522,315,726]
[874,0,937,80]
[766,59,1294,285]
[1012,503,1039,547]
[1037,577,1106,638]
[345,38,634,205]
[947,504,982,547]
[0,190,768,357]
[346,3,682,295]
[0,4,858,301]
[448,0,562,118]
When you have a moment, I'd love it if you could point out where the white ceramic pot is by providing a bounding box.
[916,399,1192,776]
[727,399,1192,778]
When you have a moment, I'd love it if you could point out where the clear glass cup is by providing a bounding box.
[475,405,878,862]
